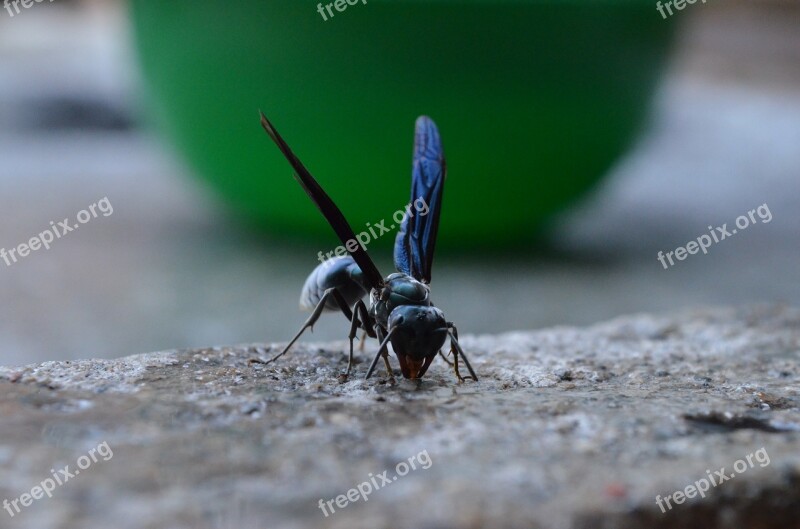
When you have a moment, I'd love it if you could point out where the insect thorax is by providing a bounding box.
[370,273,432,328]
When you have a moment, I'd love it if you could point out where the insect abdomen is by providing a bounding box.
[299,256,368,311]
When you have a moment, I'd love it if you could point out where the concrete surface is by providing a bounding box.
[0,305,799,529]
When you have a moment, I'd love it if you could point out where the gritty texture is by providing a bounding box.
[0,305,799,529]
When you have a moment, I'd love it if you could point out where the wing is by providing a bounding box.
[260,112,383,290]
[393,116,445,283]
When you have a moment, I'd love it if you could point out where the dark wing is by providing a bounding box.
[260,112,383,290]
[393,116,445,283]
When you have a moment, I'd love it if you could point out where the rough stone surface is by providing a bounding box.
[1,305,799,529]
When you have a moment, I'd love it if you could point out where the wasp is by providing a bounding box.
[257,112,477,382]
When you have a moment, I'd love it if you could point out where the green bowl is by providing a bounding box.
[130,1,674,248]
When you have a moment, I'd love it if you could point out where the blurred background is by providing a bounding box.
[0,0,798,366]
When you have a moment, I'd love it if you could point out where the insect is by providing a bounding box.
[256,112,478,382]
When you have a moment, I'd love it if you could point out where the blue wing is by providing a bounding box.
[394,116,445,283]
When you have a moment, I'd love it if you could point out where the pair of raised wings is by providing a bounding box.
[260,112,445,291]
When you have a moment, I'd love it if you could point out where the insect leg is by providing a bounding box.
[447,323,478,382]
[251,287,346,366]
[375,326,395,379]
[330,289,354,323]
[344,300,374,378]
[366,328,396,380]
[438,350,454,366]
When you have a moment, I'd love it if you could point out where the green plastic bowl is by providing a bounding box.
[130,1,674,248]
